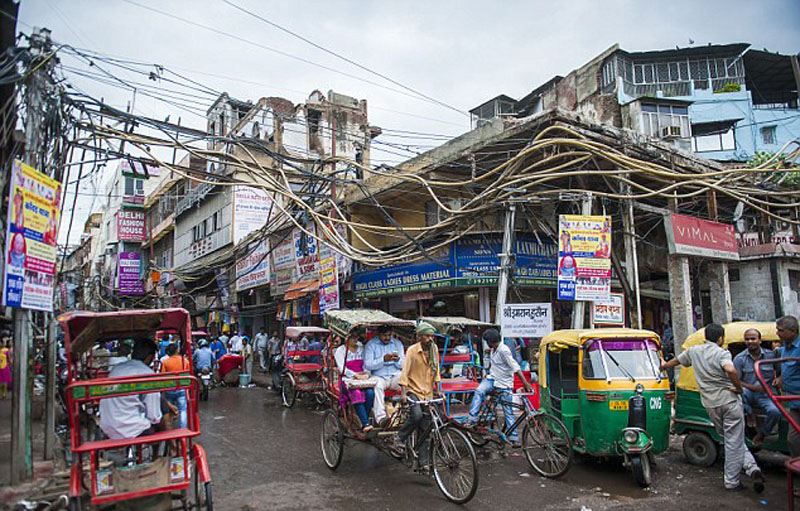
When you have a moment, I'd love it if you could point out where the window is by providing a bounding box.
[729,268,740,282]
[124,177,144,196]
[641,103,690,138]
[790,270,800,298]
[691,122,736,152]
[761,125,777,145]
[582,339,662,380]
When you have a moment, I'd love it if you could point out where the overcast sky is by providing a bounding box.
[17,0,800,245]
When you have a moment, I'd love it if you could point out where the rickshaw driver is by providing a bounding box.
[194,339,214,374]
[396,322,441,471]
[661,323,764,492]
[99,338,168,439]
[733,328,781,448]
[463,328,532,444]
[365,325,406,427]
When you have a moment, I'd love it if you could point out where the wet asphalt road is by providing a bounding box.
[197,387,786,511]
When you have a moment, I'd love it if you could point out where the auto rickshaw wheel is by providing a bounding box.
[282,375,297,408]
[631,453,652,487]
[321,409,344,470]
[682,431,718,467]
[192,462,214,510]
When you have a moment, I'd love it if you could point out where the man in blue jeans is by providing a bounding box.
[733,328,781,447]
[464,328,532,445]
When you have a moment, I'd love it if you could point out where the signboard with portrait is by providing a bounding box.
[500,303,553,339]
[2,160,62,311]
[557,214,611,301]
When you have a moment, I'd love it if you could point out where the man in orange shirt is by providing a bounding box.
[161,343,190,429]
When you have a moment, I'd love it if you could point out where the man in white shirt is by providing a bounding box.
[99,339,165,439]
[464,329,532,444]
[255,328,269,372]
[229,332,243,354]
[364,325,406,426]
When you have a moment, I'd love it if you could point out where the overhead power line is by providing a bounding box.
[222,0,468,117]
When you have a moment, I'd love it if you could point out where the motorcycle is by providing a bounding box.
[199,366,212,401]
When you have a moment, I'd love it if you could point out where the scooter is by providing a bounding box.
[199,366,212,401]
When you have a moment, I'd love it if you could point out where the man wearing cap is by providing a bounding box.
[464,328,532,445]
[396,322,441,472]
[365,324,406,426]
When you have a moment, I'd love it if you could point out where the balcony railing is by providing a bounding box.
[176,181,215,216]
[622,80,692,99]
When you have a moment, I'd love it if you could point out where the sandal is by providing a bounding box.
[362,425,374,433]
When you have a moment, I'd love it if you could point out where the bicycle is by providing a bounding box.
[462,388,573,478]
[395,396,479,504]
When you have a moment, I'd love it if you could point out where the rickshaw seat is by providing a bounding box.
[286,362,323,373]
[440,379,479,393]
[285,350,322,358]
[442,353,472,364]
[73,428,200,453]
[384,389,399,398]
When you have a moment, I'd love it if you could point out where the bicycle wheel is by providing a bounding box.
[282,374,297,408]
[521,412,572,478]
[431,427,479,504]
[321,410,344,470]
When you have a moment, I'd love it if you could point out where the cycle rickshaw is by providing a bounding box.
[319,309,480,504]
[59,308,212,510]
[281,325,330,408]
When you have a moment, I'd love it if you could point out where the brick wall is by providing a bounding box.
[729,260,776,320]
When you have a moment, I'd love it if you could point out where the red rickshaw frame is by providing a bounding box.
[58,308,212,507]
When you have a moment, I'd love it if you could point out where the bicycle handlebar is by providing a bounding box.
[407,397,444,405]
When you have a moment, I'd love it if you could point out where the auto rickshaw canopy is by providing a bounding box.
[676,321,779,392]
[58,308,192,355]
[538,328,661,388]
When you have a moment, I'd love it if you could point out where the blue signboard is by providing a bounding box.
[352,235,557,298]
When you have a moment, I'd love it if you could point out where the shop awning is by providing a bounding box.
[283,279,319,301]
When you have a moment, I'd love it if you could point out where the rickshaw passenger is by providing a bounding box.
[463,329,532,442]
[335,333,377,432]
[365,325,405,426]
[161,343,191,429]
[99,339,164,439]
[396,322,441,469]
[733,328,781,447]
[775,315,800,456]
[308,335,324,364]
[661,323,764,492]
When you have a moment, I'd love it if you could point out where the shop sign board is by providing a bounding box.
[272,234,295,271]
[592,292,625,326]
[500,303,553,339]
[318,255,339,313]
[118,252,145,296]
[352,236,558,298]
[117,209,146,242]
[232,186,273,244]
[293,225,319,280]
[665,213,739,261]
[235,239,271,292]
[557,215,611,302]
[2,160,61,311]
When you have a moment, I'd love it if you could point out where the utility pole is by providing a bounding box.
[495,202,517,324]
[571,193,593,329]
[11,26,54,484]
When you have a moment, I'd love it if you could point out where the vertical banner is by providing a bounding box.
[117,252,145,296]
[233,186,273,244]
[557,215,611,301]
[500,303,553,339]
[318,243,340,314]
[293,224,319,280]
[3,160,62,311]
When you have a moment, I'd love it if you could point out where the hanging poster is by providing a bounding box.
[117,252,145,296]
[318,254,340,313]
[232,186,273,244]
[235,239,271,291]
[557,214,611,301]
[293,224,319,280]
[500,303,553,339]
[2,160,62,311]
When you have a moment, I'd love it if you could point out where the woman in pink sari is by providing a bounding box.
[334,333,377,432]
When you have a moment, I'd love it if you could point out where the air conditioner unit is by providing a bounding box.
[437,199,463,223]
[661,125,682,139]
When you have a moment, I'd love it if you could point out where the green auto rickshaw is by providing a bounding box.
[674,321,789,466]
[538,328,672,486]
